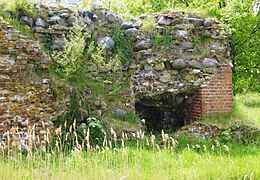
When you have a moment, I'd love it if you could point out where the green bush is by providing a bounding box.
[52,29,87,87]
[225,6,260,93]
[51,27,127,140]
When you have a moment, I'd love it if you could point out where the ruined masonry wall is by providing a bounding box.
[1,4,233,129]
[0,20,61,141]
[129,12,232,122]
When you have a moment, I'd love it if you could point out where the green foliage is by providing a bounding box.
[151,29,171,49]
[225,5,260,93]
[0,9,37,40]
[52,28,87,86]
[112,30,134,64]
[125,111,141,124]
[0,0,28,12]
[50,28,92,134]
[100,0,152,16]
[51,27,121,85]
[140,16,156,33]
[86,41,122,77]
[0,0,45,20]
[99,0,187,15]
[78,0,95,9]
[61,89,89,123]
[78,117,106,144]
[87,117,106,134]
[51,27,129,140]
[220,128,231,142]
[42,33,54,50]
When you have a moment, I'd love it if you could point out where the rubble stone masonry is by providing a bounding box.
[0,20,61,142]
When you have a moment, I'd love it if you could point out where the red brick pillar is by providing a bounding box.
[186,64,233,123]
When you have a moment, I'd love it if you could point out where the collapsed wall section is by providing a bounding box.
[0,20,62,142]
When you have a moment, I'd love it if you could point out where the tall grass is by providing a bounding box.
[0,123,259,179]
[1,147,259,179]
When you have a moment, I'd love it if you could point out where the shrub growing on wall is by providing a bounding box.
[51,26,124,139]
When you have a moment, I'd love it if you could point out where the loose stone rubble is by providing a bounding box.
[176,122,260,142]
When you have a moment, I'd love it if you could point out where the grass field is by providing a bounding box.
[235,93,260,126]
[0,137,259,180]
[199,93,260,128]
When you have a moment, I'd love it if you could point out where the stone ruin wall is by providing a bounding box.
[0,20,62,142]
[130,12,232,125]
[0,4,233,135]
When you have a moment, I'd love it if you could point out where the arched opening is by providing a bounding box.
[135,92,197,132]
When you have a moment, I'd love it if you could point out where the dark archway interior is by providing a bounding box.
[135,92,197,132]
